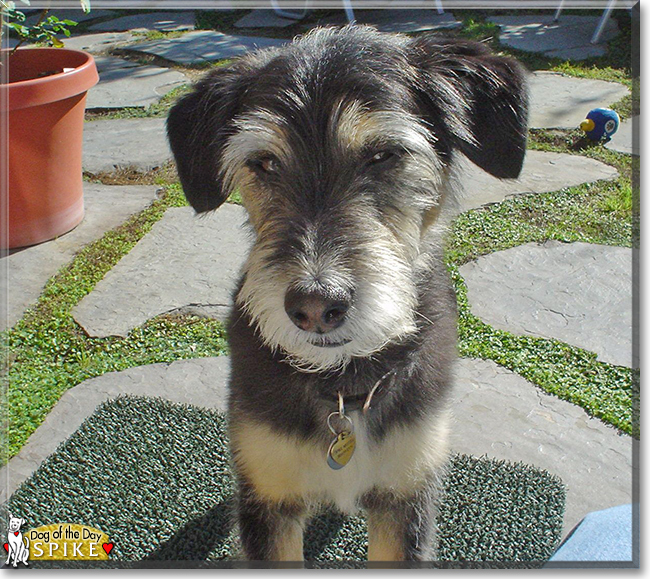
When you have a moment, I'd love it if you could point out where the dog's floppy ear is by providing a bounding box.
[410,36,528,179]
[167,64,251,213]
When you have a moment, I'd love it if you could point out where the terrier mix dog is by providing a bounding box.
[168,25,527,563]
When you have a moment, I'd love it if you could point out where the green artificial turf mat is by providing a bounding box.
[2,396,565,568]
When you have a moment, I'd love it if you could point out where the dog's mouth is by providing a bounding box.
[308,337,352,348]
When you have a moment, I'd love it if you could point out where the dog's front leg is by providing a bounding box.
[237,478,306,562]
[364,486,439,562]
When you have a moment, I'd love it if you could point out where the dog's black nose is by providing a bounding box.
[284,287,351,333]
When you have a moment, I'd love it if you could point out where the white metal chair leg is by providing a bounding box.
[342,0,355,23]
[270,0,310,20]
[591,0,616,44]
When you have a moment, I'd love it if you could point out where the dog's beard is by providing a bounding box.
[237,240,418,373]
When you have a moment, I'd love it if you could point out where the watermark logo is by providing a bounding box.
[4,513,29,567]
[3,516,113,563]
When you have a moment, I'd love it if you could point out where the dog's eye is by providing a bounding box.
[370,151,393,163]
[366,150,400,169]
[248,155,280,177]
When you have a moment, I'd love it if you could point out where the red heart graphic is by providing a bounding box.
[102,543,113,555]
[14,532,19,537]
[3,543,8,552]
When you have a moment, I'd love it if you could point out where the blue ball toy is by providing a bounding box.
[579,108,620,141]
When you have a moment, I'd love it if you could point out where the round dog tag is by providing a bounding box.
[327,430,356,470]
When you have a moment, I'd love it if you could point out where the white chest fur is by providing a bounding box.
[231,409,450,513]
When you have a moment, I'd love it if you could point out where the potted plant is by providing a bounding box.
[1,0,98,249]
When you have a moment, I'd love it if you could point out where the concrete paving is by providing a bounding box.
[125,30,289,65]
[0,355,632,539]
[459,241,634,368]
[86,56,187,110]
[457,150,618,214]
[61,31,138,54]
[489,14,619,60]
[72,205,251,338]
[83,118,171,174]
[605,116,639,156]
[6,184,159,328]
[88,11,197,32]
[528,71,630,130]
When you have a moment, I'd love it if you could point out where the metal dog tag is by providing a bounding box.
[327,430,356,470]
[326,394,356,470]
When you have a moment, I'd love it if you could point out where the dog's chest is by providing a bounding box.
[232,409,450,513]
[305,414,378,512]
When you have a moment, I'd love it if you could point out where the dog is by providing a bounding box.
[5,514,29,567]
[167,25,527,563]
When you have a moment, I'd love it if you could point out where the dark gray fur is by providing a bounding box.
[167,25,528,563]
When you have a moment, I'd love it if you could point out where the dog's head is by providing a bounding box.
[8,515,25,533]
[168,26,527,372]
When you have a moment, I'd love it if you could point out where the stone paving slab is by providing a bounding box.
[459,241,634,368]
[321,9,461,33]
[456,150,618,214]
[61,31,138,54]
[89,11,196,32]
[125,30,289,65]
[489,14,619,60]
[605,116,639,156]
[1,355,633,538]
[72,204,251,337]
[86,56,187,110]
[529,71,630,130]
[6,184,159,328]
[235,9,299,28]
[83,118,171,173]
[452,358,633,536]
[0,356,230,502]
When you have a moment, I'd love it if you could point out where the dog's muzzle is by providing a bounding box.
[284,285,352,340]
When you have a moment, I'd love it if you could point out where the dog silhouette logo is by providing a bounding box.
[4,513,30,567]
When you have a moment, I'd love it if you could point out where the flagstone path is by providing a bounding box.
[86,56,187,110]
[459,241,635,368]
[6,184,159,328]
[82,118,171,174]
[488,14,619,60]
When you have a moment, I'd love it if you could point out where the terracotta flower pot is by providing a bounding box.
[1,47,99,249]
